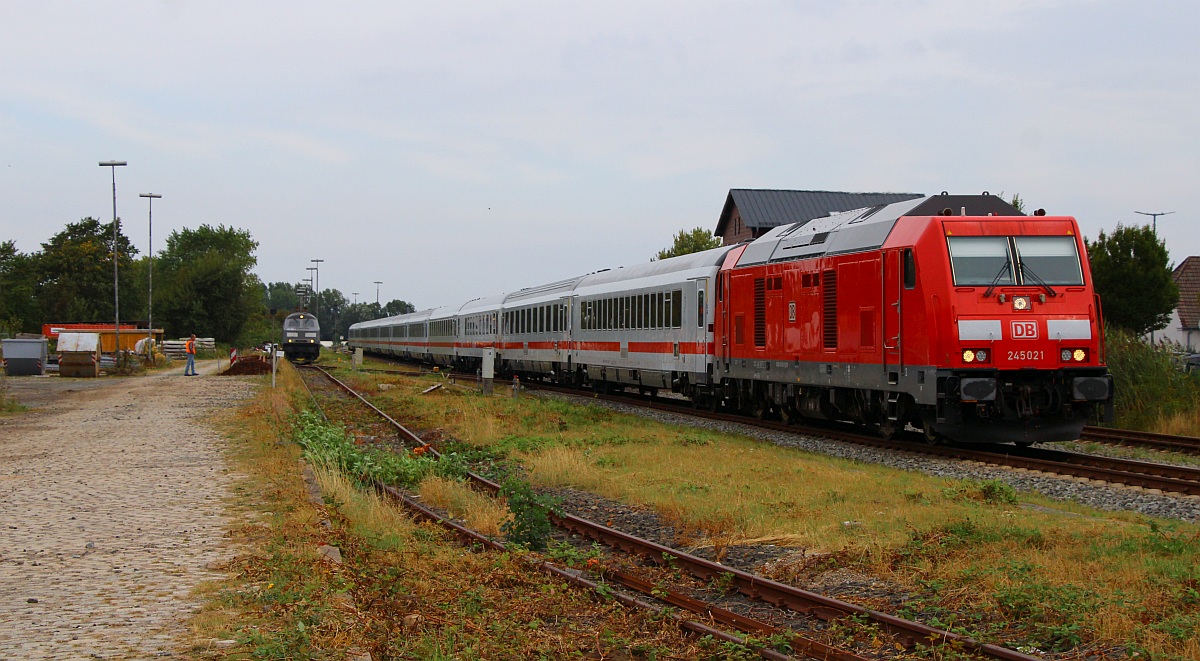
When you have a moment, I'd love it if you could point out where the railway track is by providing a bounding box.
[326,358,1200,496]
[1079,425,1200,455]
[298,364,1043,661]
[508,380,1200,498]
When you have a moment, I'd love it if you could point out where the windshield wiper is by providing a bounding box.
[1018,262,1058,298]
[983,261,1011,298]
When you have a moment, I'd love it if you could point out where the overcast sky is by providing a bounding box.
[2,1,1196,310]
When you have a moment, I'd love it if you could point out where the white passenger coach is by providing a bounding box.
[348,246,737,398]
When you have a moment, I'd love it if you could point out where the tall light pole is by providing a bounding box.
[352,292,359,306]
[1135,210,1175,234]
[139,193,161,357]
[306,267,317,313]
[100,160,127,362]
[374,281,382,306]
[302,277,313,310]
[311,258,324,319]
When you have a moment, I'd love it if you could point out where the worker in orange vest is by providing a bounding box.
[184,334,198,376]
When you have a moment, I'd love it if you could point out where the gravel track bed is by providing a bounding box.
[538,390,1200,523]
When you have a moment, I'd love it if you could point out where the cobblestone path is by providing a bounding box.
[0,364,255,659]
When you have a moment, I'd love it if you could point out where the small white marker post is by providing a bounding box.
[273,349,283,388]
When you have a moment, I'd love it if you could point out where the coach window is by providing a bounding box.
[672,289,683,328]
[903,248,916,289]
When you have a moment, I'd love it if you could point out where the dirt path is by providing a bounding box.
[0,361,255,659]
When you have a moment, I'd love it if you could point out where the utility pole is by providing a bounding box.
[1136,210,1175,234]
[374,281,382,306]
[311,258,324,319]
[99,160,127,365]
[139,193,162,358]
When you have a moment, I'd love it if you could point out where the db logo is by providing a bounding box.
[1011,320,1038,339]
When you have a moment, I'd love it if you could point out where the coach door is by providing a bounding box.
[882,249,903,382]
[559,296,573,373]
[718,271,730,370]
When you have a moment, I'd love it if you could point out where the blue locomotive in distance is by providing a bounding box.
[282,312,320,363]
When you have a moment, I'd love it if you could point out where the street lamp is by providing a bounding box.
[139,193,161,358]
[1135,210,1175,234]
[374,281,382,306]
[99,160,127,363]
[310,258,324,318]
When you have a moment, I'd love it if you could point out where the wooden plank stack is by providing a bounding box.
[161,337,216,358]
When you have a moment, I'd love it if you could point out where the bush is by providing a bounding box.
[1103,327,1200,429]
[293,410,464,488]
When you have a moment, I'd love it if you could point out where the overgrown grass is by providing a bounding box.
[194,360,725,659]
[341,368,1200,659]
[0,375,27,415]
[1105,327,1200,433]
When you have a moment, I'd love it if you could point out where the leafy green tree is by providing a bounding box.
[654,227,722,261]
[155,225,264,343]
[383,299,415,316]
[35,218,139,324]
[264,281,302,314]
[0,241,38,335]
[315,289,348,341]
[1086,224,1178,336]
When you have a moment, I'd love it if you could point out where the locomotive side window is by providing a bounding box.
[903,249,916,289]
[1014,236,1084,285]
[947,237,1014,286]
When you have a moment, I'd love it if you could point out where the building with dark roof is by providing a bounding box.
[1158,256,1200,351]
[714,189,924,246]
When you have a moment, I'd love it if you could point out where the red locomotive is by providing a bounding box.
[711,193,1113,443]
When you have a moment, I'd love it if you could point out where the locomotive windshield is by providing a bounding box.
[948,236,1083,287]
[947,237,1014,286]
[1013,236,1084,285]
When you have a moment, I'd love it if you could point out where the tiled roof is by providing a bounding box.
[1173,256,1200,329]
[715,189,924,237]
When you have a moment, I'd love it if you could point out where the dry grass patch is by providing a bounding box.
[418,475,510,536]
[338,372,1200,658]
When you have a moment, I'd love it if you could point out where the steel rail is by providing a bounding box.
[303,367,804,659]
[1080,426,1200,455]
[523,382,1200,497]
[303,364,1043,661]
[373,482,806,661]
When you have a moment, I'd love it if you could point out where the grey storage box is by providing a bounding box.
[2,338,48,376]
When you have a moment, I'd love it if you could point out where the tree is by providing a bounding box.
[654,227,722,261]
[34,218,139,324]
[383,299,415,316]
[1086,224,1178,336]
[155,225,263,343]
[0,241,37,335]
[315,288,348,341]
[264,281,302,314]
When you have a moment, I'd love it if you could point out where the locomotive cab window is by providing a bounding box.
[1014,236,1084,285]
[903,248,916,289]
[947,237,1014,286]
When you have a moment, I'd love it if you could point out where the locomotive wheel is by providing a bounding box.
[921,420,943,445]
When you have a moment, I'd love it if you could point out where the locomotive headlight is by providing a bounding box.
[1061,349,1072,361]
[1060,348,1089,362]
[962,350,976,363]
[1012,295,1031,311]
[1073,349,1087,362]
[975,349,988,363]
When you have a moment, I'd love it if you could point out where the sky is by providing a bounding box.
[1,1,1197,311]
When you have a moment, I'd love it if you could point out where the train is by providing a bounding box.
[349,193,1113,444]
[282,311,321,363]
